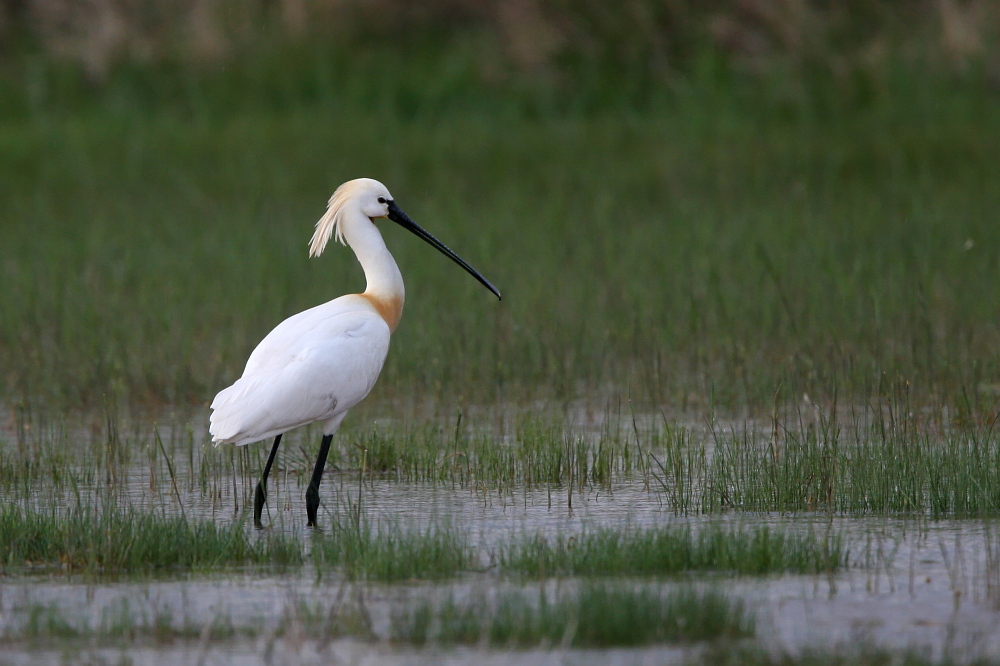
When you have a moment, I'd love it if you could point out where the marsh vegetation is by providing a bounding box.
[2,1,1000,662]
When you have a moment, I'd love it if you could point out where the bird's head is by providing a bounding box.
[309,177,501,300]
[354,178,394,220]
[309,178,392,256]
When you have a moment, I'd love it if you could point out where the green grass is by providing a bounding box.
[311,519,476,581]
[0,23,996,661]
[7,390,1000,518]
[0,502,846,578]
[1,20,999,593]
[0,504,303,572]
[393,584,754,647]
[703,394,1000,516]
[1,42,999,417]
[337,415,646,490]
[265,402,1000,518]
[501,524,843,577]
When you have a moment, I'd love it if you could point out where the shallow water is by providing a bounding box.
[4,408,1000,663]
[4,472,1000,663]
[2,540,1000,664]
[0,639,695,666]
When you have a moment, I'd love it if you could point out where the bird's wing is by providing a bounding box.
[241,295,368,377]
[209,309,390,446]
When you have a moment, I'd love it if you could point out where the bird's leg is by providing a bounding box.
[306,434,334,527]
[253,434,282,528]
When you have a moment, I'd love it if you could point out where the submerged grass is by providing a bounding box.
[297,399,1000,518]
[311,519,476,581]
[4,600,252,645]
[704,399,1000,516]
[501,524,843,577]
[3,584,752,650]
[342,415,648,490]
[7,390,1000,519]
[0,504,303,572]
[393,584,754,647]
[0,504,844,578]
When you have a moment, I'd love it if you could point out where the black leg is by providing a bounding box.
[253,434,282,528]
[306,434,334,527]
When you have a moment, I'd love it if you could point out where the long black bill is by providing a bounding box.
[387,200,502,300]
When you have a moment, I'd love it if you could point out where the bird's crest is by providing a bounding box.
[308,183,355,257]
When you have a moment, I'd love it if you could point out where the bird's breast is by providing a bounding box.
[359,293,404,333]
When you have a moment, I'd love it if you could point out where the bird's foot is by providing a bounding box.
[253,481,267,529]
[306,484,320,527]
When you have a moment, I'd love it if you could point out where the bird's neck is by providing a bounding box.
[343,211,405,333]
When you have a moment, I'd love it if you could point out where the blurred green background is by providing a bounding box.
[0,1,998,416]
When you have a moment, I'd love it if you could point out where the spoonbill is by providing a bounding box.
[209,178,500,527]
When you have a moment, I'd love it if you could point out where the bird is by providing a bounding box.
[209,178,500,527]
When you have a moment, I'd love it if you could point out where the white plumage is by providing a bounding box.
[209,297,390,446]
[208,177,499,527]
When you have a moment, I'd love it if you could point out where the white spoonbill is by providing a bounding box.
[209,178,500,527]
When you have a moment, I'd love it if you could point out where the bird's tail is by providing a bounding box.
[209,376,265,445]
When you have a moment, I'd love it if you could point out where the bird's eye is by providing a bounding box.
[377,197,386,204]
